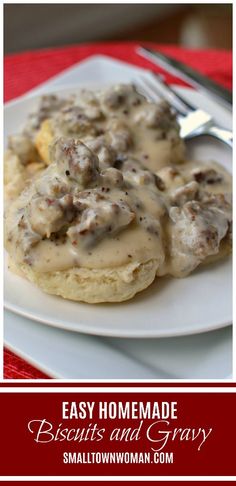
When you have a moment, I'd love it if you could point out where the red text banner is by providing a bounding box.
[0,390,235,477]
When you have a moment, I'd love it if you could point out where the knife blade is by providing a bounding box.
[137,46,232,109]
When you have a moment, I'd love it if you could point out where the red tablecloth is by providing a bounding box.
[4,41,232,380]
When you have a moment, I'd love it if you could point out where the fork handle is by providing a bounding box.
[186,126,233,148]
[206,126,233,148]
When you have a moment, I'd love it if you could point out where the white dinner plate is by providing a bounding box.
[4,56,232,338]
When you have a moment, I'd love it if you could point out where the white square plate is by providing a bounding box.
[4,56,232,338]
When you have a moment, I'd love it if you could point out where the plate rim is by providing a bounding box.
[4,288,232,338]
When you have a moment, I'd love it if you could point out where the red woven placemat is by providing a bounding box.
[4,41,232,380]
[4,349,49,379]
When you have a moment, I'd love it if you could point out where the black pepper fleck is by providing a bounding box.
[113,158,124,170]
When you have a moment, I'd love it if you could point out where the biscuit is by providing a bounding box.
[4,150,46,206]
[35,119,54,165]
[12,259,158,303]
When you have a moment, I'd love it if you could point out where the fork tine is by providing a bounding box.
[134,79,161,102]
[136,76,186,117]
[138,75,165,100]
[150,71,195,112]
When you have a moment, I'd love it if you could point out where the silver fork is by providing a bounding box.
[135,73,233,148]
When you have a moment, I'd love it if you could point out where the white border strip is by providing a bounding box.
[0,386,235,392]
[0,476,236,481]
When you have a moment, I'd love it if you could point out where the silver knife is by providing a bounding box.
[137,46,232,109]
